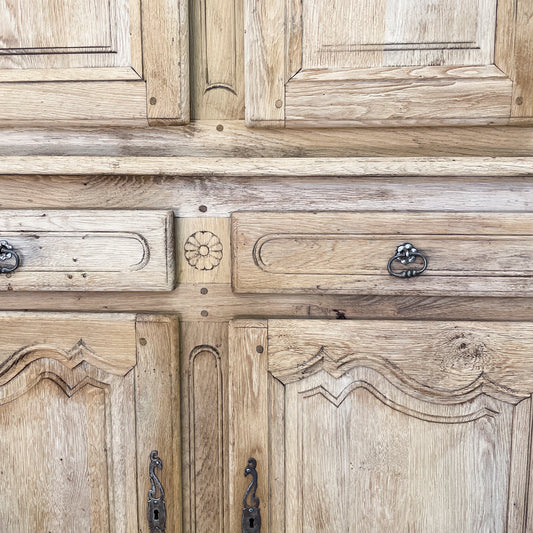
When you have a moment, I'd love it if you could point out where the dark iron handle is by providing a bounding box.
[242,458,261,533]
[0,241,19,274]
[387,242,428,278]
[148,451,166,533]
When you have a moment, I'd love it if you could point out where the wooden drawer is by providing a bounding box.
[232,211,533,296]
[0,210,175,291]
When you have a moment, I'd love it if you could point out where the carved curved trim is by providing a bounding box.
[273,347,528,405]
[199,0,238,94]
[188,345,224,533]
[301,380,499,424]
[0,369,109,406]
[0,230,150,272]
[0,340,132,385]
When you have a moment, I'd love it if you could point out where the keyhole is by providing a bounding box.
[249,517,254,528]
[154,509,159,521]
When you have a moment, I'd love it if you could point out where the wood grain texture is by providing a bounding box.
[245,0,525,126]
[0,82,147,125]
[0,312,180,532]
[1,123,532,158]
[2,283,533,322]
[1,156,533,177]
[0,312,137,375]
[0,0,142,77]
[142,0,189,124]
[0,210,175,291]
[285,75,512,127]
[0,0,154,124]
[0,312,140,532]
[190,0,244,119]
[135,315,181,533]
[258,319,533,530]
[244,0,285,126]
[180,322,228,533]
[268,319,533,393]
[293,65,507,81]
[301,0,496,69]
[228,321,269,533]
[232,211,533,296]
[511,0,533,119]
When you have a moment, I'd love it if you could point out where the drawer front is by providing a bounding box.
[232,211,533,296]
[0,210,175,291]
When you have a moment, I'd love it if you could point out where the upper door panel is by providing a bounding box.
[245,0,532,127]
[0,0,188,124]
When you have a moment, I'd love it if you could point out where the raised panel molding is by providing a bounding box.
[181,322,228,533]
[0,209,175,292]
[245,0,528,126]
[0,0,141,79]
[301,0,497,69]
[285,365,530,531]
[0,0,189,124]
[232,211,533,296]
[230,319,533,532]
[189,345,224,533]
[0,341,138,533]
[191,0,244,118]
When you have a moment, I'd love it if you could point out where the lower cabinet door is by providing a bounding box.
[229,319,533,532]
[0,313,180,533]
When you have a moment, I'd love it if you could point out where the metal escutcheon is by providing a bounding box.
[0,241,19,274]
[387,242,427,278]
[147,451,166,533]
[242,458,261,533]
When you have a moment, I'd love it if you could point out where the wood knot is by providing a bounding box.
[436,329,490,373]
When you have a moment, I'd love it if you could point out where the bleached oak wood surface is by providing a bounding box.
[0,210,175,291]
[230,318,533,532]
[2,124,531,157]
[245,0,532,127]
[0,156,532,177]
[232,211,533,296]
[0,312,181,533]
[0,0,188,124]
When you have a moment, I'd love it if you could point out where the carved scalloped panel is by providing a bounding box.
[0,210,175,291]
[0,313,181,533]
[0,347,137,533]
[228,319,533,533]
[283,366,526,532]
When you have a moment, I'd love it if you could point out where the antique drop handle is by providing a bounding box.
[147,450,166,533]
[387,242,428,278]
[0,241,19,274]
[242,458,261,533]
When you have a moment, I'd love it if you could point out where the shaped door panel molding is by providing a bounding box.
[229,320,533,532]
[0,312,181,533]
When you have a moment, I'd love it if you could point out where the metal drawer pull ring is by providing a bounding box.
[387,242,428,278]
[242,458,261,532]
[0,241,19,273]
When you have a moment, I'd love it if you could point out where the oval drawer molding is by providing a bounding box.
[232,211,533,296]
[0,210,175,291]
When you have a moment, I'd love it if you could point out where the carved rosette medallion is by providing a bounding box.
[184,231,223,270]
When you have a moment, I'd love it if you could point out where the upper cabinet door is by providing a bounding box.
[245,0,533,127]
[0,0,189,125]
[229,319,533,532]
